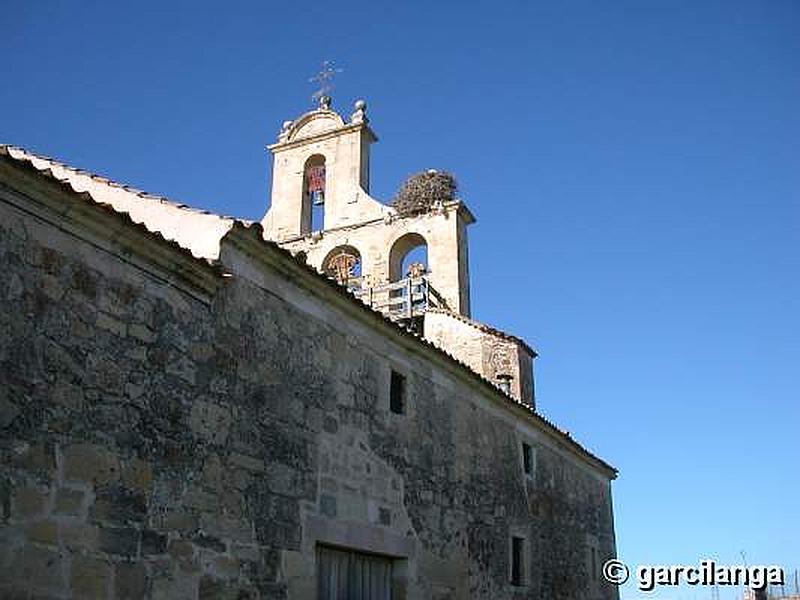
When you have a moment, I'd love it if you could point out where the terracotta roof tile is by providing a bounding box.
[425,307,538,357]
[0,145,238,260]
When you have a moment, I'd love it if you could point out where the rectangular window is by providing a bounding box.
[591,547,597,581]
[511,536,525,586]
[522,443,532,475]
[390,370,405,414]
[317,545,393,600]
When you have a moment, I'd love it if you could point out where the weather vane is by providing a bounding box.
[309,60,343,108]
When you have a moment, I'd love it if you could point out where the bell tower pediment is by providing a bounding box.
[261,96,475,318]
[280,110,346,144]
[262,98,383,240]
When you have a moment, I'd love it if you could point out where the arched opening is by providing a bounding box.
[387,233,429,327]
[389,233,428,282]
[302,154,326,233]
[322,245,362,287]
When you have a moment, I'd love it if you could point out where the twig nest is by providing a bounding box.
[391,170,457,216]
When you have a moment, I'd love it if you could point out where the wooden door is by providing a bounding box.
[317,545,393,600]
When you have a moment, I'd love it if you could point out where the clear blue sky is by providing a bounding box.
[3,2,798,598]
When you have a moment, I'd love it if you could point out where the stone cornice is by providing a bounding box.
[267,121,378,153]
[275,200,475,247]
[0,158,223,304]
[451,200,476,225]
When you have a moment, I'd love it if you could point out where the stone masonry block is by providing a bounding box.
[190,400,232,445]
[10,545,65,592]
[60,522,100,552]
[128,322,156,342]
[96,311,126,336]
[168,539,198,572]
[115,561,149,600]
[63,443,121,485]
[11,484,49,520]
[54,487,85,517]
[121,458,153,492]
[70,554,112,600]
[140,529,168,556]
[91,484,147,525]
[12,442,56,479]
[25,519,59,545]
[98,526,139,558]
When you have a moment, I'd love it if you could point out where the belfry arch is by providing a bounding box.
[322,245,362,285]
[388,233,428,282]
[302,154,326,233]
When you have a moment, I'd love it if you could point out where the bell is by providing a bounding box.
[312,190,325,206]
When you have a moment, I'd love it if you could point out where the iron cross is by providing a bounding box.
[309,60,343,105]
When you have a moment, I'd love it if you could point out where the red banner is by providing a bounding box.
[307,166,326,193]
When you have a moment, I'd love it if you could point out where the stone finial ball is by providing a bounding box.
[282,120,293,129]
[354,99,367,111]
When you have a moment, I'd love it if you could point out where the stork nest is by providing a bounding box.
[391,170,457,216]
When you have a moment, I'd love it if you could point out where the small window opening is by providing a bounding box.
[497,373,513,394]
[522,443,532,475]
[390,370,405,414]
[511,536,525,586]
[591,547,597,581]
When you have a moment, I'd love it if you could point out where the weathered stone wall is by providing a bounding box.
[0,183,617,599]
[424,311,535,405]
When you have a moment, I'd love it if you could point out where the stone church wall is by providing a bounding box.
[0,183,617,599]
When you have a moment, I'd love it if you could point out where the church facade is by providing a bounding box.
[0,97,618,599]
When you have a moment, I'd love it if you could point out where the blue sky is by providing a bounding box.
[3,2,798,598]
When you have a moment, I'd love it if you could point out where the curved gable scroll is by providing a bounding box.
[288,110,346,142]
